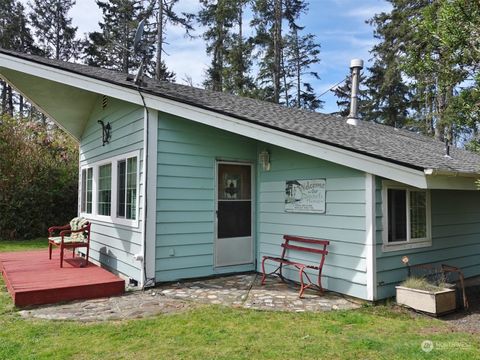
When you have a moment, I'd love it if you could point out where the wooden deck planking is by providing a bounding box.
[0,250,125,307]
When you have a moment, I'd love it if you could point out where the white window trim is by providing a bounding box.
[382,180,432,252]
[79,150,140,228]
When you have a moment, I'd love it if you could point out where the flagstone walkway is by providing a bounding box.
[18,273,362,321]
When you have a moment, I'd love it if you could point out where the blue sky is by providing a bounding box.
[24,0,392,113]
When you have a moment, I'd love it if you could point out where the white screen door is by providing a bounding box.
[215,162,253,267]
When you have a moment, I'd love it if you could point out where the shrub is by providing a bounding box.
[0,115,78,239]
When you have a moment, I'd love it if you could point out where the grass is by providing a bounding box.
[400,277,447,292]
[0,238,47,252]
[0,240,479,359]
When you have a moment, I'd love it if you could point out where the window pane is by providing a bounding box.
[126,157,137,220]
[86,168,93,214]
[98,164,112,216]
[81,169,86,212]
[117,160,126,218]
[410,191,427,239]
[388,189,407,242]
[218,164,251,200]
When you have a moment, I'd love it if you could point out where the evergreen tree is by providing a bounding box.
[29,0,79,61]
[151,0,193,81]
[199,0,254,94]
[331,73,368,118]
[283,28,322,110]
[83,0,146,74]
[0,0,37,116]
[366,6,411,128]
[252,0,311,104]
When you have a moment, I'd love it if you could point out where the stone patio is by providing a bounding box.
[18,273,362,321]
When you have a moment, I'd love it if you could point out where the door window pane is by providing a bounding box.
[98,164,112,216]
[388,189,407,242]
[218,164,251,200]
[410,191,427,239]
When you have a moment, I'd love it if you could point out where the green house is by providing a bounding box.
[2,49,480,301]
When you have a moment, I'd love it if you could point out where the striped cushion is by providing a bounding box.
[48,236,81,244]
[69,217,88,242]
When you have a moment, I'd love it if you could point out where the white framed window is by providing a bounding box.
[81,167,93,213]
[382,181,432,252]
[80,150,140,227]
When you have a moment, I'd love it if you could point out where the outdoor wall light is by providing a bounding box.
[98,120,111,146]
[259,150,271,171]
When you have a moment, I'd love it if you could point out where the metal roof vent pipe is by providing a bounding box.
[346,58,364,126]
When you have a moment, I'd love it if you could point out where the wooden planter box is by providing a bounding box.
[396,286,456,315]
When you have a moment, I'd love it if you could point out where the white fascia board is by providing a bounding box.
[0,53,427,186]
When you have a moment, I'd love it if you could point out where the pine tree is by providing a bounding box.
[199,0,254,94]
[83,0,146,74]
[151,0,193,81]
[0,0,37,116]
[331,73,368,118]
[283,28,322,110]
[29,0,79,61]
[252,0,310,104]
[366,6,411,128]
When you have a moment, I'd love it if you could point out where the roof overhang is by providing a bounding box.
[0,51,478,190]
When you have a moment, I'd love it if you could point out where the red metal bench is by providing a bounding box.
[261,235,329,298]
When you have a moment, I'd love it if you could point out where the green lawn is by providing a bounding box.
[0,240,479,359]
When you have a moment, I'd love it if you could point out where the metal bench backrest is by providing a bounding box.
[280,235,329,268]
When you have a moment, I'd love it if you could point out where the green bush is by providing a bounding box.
[0,115,78,239]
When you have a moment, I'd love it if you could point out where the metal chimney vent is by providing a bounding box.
[347,59,364,126]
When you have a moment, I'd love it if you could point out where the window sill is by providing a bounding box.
[79,213,139,229]
[382,240,432,253]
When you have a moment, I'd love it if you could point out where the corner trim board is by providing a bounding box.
[365,173,376,301]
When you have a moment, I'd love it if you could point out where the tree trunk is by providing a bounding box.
[155,0,164,80]
[7,85,13,116]
[294,29,301,108]
[272,0,282,103]
[1,81,6,115]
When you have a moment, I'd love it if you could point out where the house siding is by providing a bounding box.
[256,144,368,299]
[376,188,480,299]
[155,112,369,299]
[79,96,144,281]
[155,113,257,281]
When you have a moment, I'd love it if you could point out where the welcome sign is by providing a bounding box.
[285,179,326,213]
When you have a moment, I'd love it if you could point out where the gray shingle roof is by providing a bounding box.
[2,48,480,174]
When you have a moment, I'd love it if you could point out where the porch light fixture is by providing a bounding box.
[259,150,271,171]
[98,120,111,146]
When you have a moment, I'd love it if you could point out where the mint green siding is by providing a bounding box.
[376,188,480,299]
[79,97,144,281]
[156,113,257,281]
[257,145,368,299]
[155,114,369,299]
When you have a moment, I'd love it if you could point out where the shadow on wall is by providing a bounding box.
[99,246,118,272]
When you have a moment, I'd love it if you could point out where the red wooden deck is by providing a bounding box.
[0,249,125,307]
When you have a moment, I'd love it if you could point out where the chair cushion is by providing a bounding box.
[48,236,86,244]
[69,217,88,242]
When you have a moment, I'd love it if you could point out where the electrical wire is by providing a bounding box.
[318,78,347,98]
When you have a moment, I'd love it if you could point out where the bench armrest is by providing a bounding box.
[48,224,70,236]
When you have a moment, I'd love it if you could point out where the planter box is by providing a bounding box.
[396,286,456,315]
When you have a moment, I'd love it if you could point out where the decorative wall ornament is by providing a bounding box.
[98,120,111,146]
[285,179,326,213]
